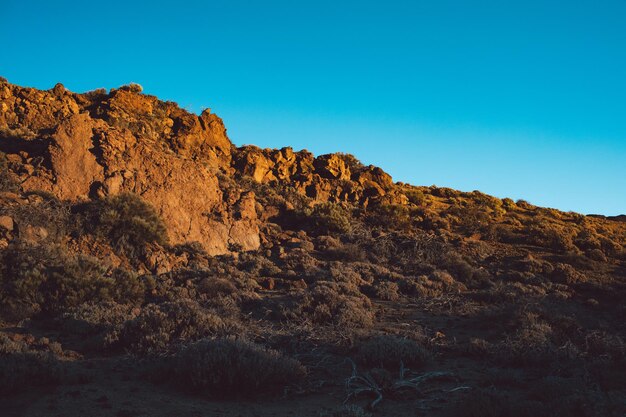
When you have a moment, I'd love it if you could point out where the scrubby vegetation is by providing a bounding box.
[0,85,624,415]
[0,245,145,321]
[0,179,623,416]
[76,192,169,253]
[0,333,63,394]
[162,338,306,397]
[355,336,431,369]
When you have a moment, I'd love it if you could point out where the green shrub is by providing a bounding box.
[336,153,365,173]
[119,82,143,93]
[430,186,458,198]
[78,192,168,252]
[405,189,427,206]
[307,202,353,235]
[446,205,492,234]
[0,245,145,321]
[166,338,306,397]
[365,204,415,231]
[356,335,431,370]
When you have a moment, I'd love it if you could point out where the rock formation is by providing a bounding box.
[0,78,407,254]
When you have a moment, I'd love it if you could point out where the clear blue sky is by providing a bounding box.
[1,1,625,215]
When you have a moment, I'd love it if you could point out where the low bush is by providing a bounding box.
[525,219,576,252]
[119,83,143,93]
[286,281,374,327]
[365,204,415,231]
[306,202,354,235]
[405,189,427,206]
[0,245,145,321]
[494,313,568,367]
[584,331,624,363]
[60,301,139,351]
[0,334,62,394]
[77,192,168,254]
[370,280,400,301]
[356,335,431,370]
[114,299,237,354]
[165,338,306,398]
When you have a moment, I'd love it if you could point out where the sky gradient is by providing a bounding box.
[1,1,625,215]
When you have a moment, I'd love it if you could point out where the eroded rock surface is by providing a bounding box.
[0,80,256,254]
[0,78,407,253]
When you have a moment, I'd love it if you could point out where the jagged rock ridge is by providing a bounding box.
[0,79,406,254]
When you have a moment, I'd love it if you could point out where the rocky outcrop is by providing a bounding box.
[0,78,411,254]
[0,79,257,255]
[232,146,406,206]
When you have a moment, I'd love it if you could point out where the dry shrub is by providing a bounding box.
[439,251,490,288]
[238,252,282,276]
[328,263,368,288]
[584,331,625,363]
[525,219,576,252]
[166,338,306,398]
[114,300,237,354]
[575,229,602,251]
[586,248,607,262]
[398,271,465,298]
[430,186,458,198]
[370,281,400,301]
[550,263,587,284]
[4,192,71,242]
[0,333,62,394]
[197,276,238,297]
[472,280,550,304]
[356,335,431,370]
[323,243,367,262]
[464,337,491,357]
[60,301,139,351]
[287,281,374,327]
[495,313,569,367]
[365,204,416,231]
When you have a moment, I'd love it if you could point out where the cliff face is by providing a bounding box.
[0,80,405,254]
[0,80,256,254]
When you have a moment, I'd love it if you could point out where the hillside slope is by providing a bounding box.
[0,79,624,417]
